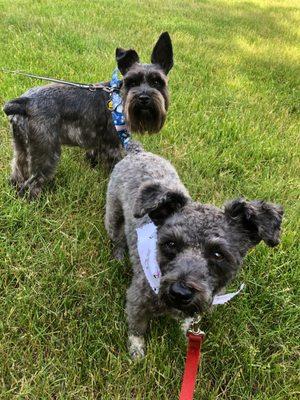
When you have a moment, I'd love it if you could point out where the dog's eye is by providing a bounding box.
[164,241,176,249]
[125,80,138,88]
[151,79,164,88]
[160,240,184,259]
[211,251,224,261]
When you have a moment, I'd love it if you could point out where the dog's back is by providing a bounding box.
[107,142,189,211]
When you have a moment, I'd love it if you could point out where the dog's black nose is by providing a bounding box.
[138,94,151,105]
[169,282,194,303]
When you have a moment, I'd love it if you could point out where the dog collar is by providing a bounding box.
[108,68,131,149]
[136,222,245,302]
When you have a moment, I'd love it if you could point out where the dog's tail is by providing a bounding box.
[125,140,144,155]
[3,97,29,116]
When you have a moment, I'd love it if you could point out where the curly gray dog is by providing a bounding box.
[105,142,283,358]
[3,32,173,198]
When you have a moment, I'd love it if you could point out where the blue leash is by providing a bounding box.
[108,68,131,149]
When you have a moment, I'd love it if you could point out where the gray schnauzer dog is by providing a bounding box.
[3,32,173,198]
[105,142,283,357]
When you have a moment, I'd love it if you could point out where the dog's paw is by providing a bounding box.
[9,176,21,188]
[28,186,42,200]
[113,246,126,261]
[85,150,99,168]
[128,335,145,359]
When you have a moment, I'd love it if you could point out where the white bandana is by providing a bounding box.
[212,283,245,305]
[136,222,245,304]
[136,222,161,294]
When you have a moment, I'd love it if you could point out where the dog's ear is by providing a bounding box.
[225,198,284,248]
[151,32,173,74]
[116,48,140,75]
[134,182,188,225]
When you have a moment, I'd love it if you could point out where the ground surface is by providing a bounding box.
[0,0,299,399]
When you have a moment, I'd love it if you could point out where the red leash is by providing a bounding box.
[179,324,205,400]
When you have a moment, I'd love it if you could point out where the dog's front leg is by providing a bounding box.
[126,281,151,359]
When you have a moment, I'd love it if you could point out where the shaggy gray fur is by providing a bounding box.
[3,32,173,199]
[105,143,283,357]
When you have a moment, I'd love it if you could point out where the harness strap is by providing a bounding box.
[109,68,131,149]
[179,332,205,400]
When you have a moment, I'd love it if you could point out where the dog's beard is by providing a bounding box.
[124,91,167,134]
[163,295,206,316]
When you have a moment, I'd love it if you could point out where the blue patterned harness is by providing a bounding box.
[108,68,131,149]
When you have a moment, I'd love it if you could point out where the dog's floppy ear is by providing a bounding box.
[225,198,284,247]
[116,48,140,75]
[134,181,188,225]
[151,32,173,74]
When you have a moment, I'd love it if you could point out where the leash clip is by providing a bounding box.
[103,85,114,93]
[89,84,115,93]
[187,315,205,337]
[88,84,97,92]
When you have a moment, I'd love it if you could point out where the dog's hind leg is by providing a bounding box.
[105,190,127,260]
[85,149,99,168]
[9,116,30,189]
[103,144,123,170]
[97,128,124,172]
[18,124,61,199]
[85,142,122,170]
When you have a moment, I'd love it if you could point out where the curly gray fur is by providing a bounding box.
[105,144,283,357]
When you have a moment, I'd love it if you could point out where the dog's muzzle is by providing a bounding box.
[162,279,212,316]
[124,89,166,134]
[137,94,151,108]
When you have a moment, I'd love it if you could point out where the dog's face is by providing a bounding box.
[134,183,283,317]
[115,32,173,133]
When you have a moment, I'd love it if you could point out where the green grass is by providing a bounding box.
[0,0,299,398]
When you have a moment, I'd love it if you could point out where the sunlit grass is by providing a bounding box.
[0,0,299,398]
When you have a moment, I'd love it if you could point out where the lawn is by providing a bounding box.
[0,0,299,399]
